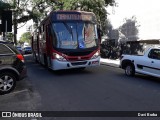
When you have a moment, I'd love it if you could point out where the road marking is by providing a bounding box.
[4,89,29,96]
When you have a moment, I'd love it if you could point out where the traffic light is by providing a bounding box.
[1,10,12,32]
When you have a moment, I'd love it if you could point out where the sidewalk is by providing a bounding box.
[100,58,120,68]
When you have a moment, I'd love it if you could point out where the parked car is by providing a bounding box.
[23,46,32,54]
[120,45,160,78]
[0,41,27,95]
[16,46,24,54]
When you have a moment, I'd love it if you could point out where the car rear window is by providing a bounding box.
[7,44,20,54]
[0,44,14,54]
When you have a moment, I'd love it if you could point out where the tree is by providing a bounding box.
[119,16,140,42]
[3,0,116,44]
[19,32,32,44]
[106,20,114,38]
[6,33,13,41]
[4,0,116,31]
[0,1,11,11]
[2,0,63,24]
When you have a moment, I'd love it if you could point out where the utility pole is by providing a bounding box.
[13,0,19,45]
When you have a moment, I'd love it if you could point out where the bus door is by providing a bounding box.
[37,33,40,61]
[45,25,52,67]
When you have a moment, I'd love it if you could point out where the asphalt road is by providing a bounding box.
[1,54,160,120]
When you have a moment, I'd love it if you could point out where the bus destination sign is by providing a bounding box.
[56,14,94,21]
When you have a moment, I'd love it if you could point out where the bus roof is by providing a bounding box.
[50,10,95,15]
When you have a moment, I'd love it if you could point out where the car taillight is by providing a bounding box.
[16,54,24,62]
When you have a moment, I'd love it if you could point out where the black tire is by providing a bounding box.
[125,64,135,76]
[0,72,16,95]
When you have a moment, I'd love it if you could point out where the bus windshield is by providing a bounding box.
[52,22,98,49]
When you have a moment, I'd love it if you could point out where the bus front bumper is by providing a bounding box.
[51,57,100,70]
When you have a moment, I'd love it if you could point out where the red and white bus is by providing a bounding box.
[32,10,100,70]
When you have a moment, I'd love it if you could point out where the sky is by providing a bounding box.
[17,20,33,40]
[107,0,160,40]
[17,0,160,40]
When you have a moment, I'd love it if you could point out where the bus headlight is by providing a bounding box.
[53,53,67,61]
[91,51,100,59]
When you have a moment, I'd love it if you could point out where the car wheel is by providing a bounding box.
[125,64,135,76]
[0,72,16,95]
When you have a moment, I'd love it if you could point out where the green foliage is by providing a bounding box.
[19,32,32,44]
[0,1,11,11]
[3,0,116,35]
[6,33,14,41]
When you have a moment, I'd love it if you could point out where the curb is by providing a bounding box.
[100,62,120,68]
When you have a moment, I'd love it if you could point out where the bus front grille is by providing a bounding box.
[67,57,90,61]
[71,61,87,66]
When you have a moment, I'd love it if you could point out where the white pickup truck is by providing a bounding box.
[120,45,160,78]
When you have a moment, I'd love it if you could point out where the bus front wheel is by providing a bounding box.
[44,54,48,68]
